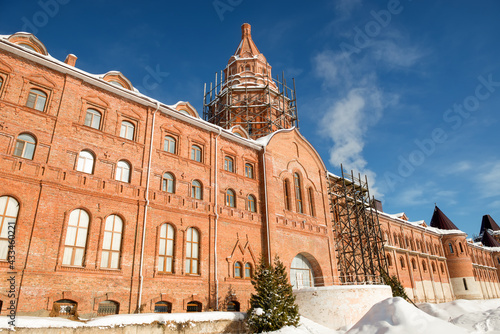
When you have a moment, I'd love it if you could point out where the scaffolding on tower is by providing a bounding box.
[203,65,298,139]
[327,166,388,285]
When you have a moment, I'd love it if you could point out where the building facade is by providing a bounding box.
[0,26,498,317]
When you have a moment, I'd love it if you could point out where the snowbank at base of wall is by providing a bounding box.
[346,297,469,334]
[263,317,342,334]
[0,312,245,329]
[419,298,500,333]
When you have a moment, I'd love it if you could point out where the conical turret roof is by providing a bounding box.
[480,215,500,234]
[233,23,262,58]
[430,206,459,230]
[481,230,500,247]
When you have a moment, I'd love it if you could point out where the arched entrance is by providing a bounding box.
[290,253,322,289]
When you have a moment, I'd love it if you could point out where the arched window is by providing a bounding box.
[400,257,405,269]
[162,172,175,193]
[120,121,135,140]
[84,108,102,130]
[164,136,176,154]
[440,263,445,274]
[52,299,77,317]
[247,195,256,212]
[224,156,234,172]
[154,301,172,313]
[19,44,37,52]
[100,215,123,269]
[115,160,131,183]
[191,180,202,200]
[245,163,254,178]
[191,145,202,162]
[109,80,124,88]
[384,233,389,244]
[234,261,242,278]
[227,301,240,312]
[226,189,235,207]
[76,150,94,174]
[245,262,252,278]
[393,233,398,247]
[14,133,36,159]
[294,173,303,213]
[0,196,19,260]
[422,260,427,272]
[386,254,392,267]
[412,259,417,270]
[158,223,175,273]
[185,227,199,274]
[432,262,436,273]
[448,242,454,254]
[186,301,201,312]
[459,242,464,253]
[308,187,315,216]
[97,300,119,316]
[62,209,89,267]
[290,254,314,289]
[0,77,3,91]
[283,179,291,210]
[26,88,47,111]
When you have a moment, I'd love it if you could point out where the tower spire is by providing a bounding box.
[203,24,298,139]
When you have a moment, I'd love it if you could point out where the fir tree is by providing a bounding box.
[247,256,300,333]
[381,270,416,307]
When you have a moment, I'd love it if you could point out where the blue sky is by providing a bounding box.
[2,0,500,237]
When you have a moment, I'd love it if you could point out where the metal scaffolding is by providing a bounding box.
[203,67,298,139]
[328,166,388,285]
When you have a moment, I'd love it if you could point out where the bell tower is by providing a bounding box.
[203,23,298,139]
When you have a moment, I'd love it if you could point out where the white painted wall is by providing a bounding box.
[450,277,483,300]
[293,285,392,330]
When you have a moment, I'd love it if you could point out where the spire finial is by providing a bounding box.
[242,23,251,39]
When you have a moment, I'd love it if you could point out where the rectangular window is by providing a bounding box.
[191,145,202,162]
[245,163,254,178]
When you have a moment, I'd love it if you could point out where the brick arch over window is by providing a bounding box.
[290,252,324,288]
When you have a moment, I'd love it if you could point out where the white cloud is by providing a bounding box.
[443,161,473,175]
[313,22,426,199]
[335,0,362,17]
[479,161,500,198]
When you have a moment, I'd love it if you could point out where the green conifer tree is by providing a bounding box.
[247,256,300,333]
[381,270,416,306]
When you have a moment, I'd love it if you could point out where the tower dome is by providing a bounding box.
[203,24,298,139]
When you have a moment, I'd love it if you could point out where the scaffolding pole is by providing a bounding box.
[327,166,388,285]
[203,68,298,139]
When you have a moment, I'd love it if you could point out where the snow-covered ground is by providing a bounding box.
[266,297,500,334]
[1,298,499,333]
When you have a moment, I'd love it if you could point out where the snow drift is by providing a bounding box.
[346,297,469,334]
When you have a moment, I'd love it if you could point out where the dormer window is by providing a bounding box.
[110,81,125,88]
[19,44,36,52]
[102,71,133,91]
[8,33,48,55]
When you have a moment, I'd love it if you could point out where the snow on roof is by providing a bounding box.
[254,127,296,146]
[386,212,406,219]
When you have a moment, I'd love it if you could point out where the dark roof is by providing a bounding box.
[481,230,500,247]
[480,215,500,234]
[430,206,459,230]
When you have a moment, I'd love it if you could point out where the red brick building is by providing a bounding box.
[0,25,498,317]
